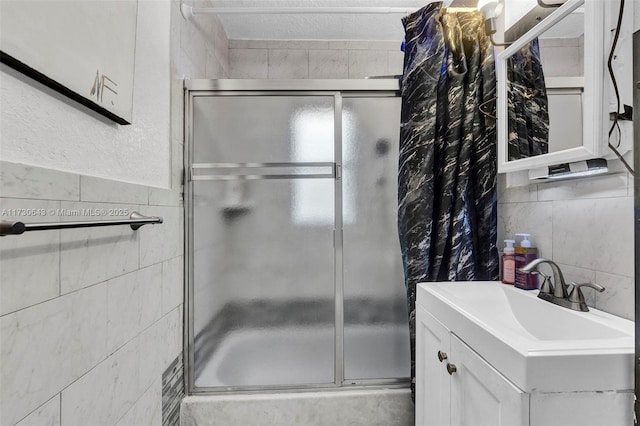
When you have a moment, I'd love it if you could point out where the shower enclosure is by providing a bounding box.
[184,80,410,393]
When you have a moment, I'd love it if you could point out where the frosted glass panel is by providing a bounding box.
[192,96,334,163]
[342,97,411,381]
[192,179,335,387]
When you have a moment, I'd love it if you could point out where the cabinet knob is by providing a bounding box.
[446,363,457,375]
[437,351,448,362]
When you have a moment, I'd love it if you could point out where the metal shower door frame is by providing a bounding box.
[183,79,403,395]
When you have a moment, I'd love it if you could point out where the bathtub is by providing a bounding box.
[195,324,410,387]
[183,324,413,425]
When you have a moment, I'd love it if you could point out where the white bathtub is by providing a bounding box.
[195,325,410,387]
[185,325,413,425]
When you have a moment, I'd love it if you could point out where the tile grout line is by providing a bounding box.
[1,258,177,318]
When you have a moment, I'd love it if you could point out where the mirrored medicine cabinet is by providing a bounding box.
[496,0,633,174]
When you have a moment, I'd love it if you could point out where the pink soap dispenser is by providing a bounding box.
[501,240,516,285]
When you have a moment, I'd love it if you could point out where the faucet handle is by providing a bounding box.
[531,270,553,294]
[568,282,605,310]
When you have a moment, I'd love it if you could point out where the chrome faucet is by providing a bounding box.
[519,258,605,312]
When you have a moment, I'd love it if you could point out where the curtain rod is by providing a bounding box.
[180,3,478,19]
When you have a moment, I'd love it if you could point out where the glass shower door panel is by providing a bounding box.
[192,96,335,164]
[192,178,336,388]
[341,97,411,381]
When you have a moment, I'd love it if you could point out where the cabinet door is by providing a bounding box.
[450,335,529,426]
[416,306,451,426]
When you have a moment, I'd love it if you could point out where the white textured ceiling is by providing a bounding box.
[209,0,443,41]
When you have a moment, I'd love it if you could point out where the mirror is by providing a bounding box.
[497,0,607,173]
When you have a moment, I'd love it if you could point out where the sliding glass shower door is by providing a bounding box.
[186,82,409,392]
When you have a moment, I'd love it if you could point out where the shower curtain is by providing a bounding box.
[507,38,550,160]
[398,2,499,398]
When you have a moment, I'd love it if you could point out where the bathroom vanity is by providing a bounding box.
[415,281,634,426]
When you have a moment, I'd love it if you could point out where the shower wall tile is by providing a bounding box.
[230,49,269,78]
[552,197,633,278]
[59,202,139,294]
[229,39,405,80]
[162,256,184,315]
[15,395,60,426]
[268,49,309,79]
[0,198,60,315]
[80,176,149,205]
[0,283,108,426]
[348,50,389,78]
[149,187,181,207]
[595,271,634,320]
[388,51,405,75]
[206,50,228,79]
[267,40,330,50]
[328,40,398,51]
[139,205,183,267]
[180,16,208,74]
[0,161,79,201]
[536,173,628,201]
[138,307,183,394]
[229,39,270,49]
[309,50,349,78]
[107,265,163,354]
[116,379,162,426]
[61,337,140,426]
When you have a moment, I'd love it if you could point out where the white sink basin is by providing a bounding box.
[417,281,634,392]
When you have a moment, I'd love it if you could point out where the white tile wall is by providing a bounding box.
[498,172,635,320]
[59,202,140,295]
[309,50,349,78]
[268,49,309,78]
[1,281,108,425]
[61,337,141,426]
[0,161,188,425]
[0,162,187,425]
[115,379,163,426]
[229,39,405,79]
[229,49,268,78]
[0,198,61,315]
[1,0,227,424]
[15,396,60,426]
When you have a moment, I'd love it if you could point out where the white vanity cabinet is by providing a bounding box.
[416,306,528,426]
[415,281,635,426]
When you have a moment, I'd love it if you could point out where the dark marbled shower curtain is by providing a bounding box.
[398,2,499,398]
[507,38,550,160]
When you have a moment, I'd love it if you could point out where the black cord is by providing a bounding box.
[607,0,634,175]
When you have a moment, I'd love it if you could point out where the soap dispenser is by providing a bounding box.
[514,233,539,290]
[501,240,516,285]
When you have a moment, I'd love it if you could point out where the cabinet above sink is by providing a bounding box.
[496,0,634,174]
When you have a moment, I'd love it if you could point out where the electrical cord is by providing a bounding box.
[607,0,634,175]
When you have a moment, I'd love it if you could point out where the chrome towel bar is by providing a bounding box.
[0,212,163,237]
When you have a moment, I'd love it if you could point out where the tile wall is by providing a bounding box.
[497,172,635,320]
[0,163,182,425]
[0,1,229,426]
[228,40,405,79]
